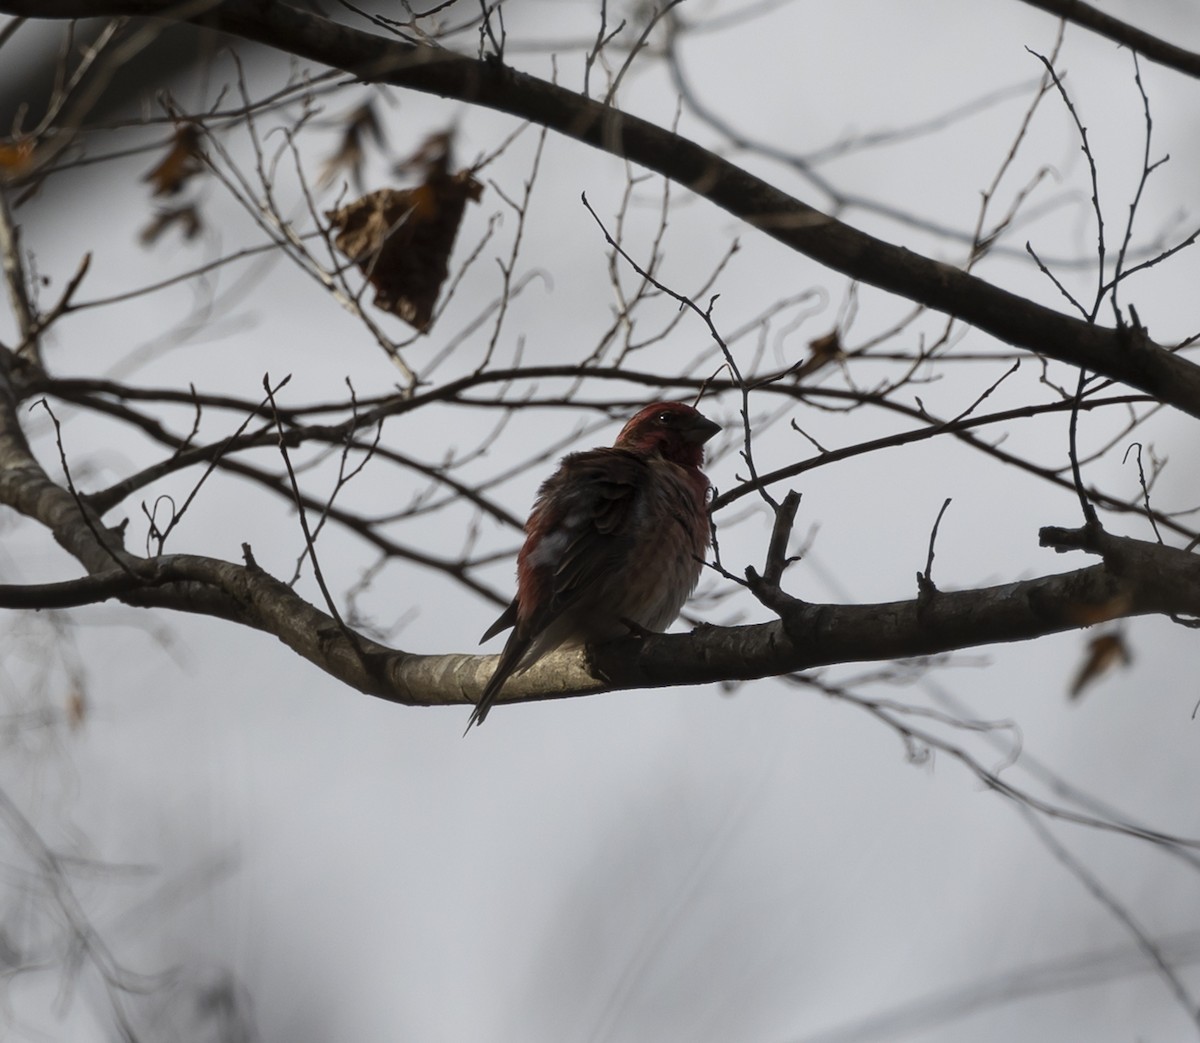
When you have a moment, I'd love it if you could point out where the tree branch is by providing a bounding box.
[0,569,167,608]
[20,531,1194,716]
[1017,0,1200,80]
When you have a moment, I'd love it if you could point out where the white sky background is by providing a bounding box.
[3,0,1200,1040]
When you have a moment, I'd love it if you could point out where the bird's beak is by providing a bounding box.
[684,414,722,444]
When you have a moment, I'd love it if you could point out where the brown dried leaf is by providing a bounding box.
[139,203,203,245]
[143,123,204,197]
[326,170,482,331]
[791,328,844,380]
[0,139,34,175]
[809,329,843,360]
[393,129,453,180]
[1069,631,1132,700]
[66,687,87,730]
[319,102,386,191]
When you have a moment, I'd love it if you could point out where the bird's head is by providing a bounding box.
[614,401,721,468]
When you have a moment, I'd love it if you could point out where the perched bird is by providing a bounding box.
[467,401,721,731]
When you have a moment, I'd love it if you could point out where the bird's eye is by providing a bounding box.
[656,411,674,425]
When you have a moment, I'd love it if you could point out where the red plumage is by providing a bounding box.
[466,401,720,731]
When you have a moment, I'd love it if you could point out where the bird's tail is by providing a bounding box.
[464,632,531,734]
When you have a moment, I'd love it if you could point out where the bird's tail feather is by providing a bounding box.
[464,633,531,734]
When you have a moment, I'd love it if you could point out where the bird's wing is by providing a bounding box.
[518,448,649,633]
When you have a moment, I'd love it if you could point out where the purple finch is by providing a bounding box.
[467,401,720,730]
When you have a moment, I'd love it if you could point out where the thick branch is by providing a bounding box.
[0,570,168,608]
[6,526,1189,714]
[588,536,1200,697]
[1017,0,1200,80]
[8,0,1200,417]
[0,187,38,361]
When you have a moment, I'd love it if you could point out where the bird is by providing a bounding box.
[466,401,721,731]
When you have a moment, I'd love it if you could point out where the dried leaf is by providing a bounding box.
[140,203,203,245]
[66,687,87,730]
[0,139,34,175]
[326,168,482,331]
[319,102,386,191]
[1069,631,1132,700]
[791,328,844,380]
[393,129,453,180]
[809,329,843,360]
[143,123,204,197]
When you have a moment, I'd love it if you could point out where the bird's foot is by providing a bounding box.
[618,616,654,639]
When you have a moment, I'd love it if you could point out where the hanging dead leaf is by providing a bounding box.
[790,328,844,380]
[809,329,843,360]
[1069,631,1132,700]
[0,139,34,176]
[66,686,87,730]
[143,123,204,197]
[319,102,386,191]
[139,203,203,245]
[393,129,454,180]
[326,170,482,331]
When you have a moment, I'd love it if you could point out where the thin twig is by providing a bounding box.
[918,498,953,598]
[262,373,359,648]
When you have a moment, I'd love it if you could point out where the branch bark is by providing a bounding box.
[1017,0,1200,80]
[2,504,1195,716]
